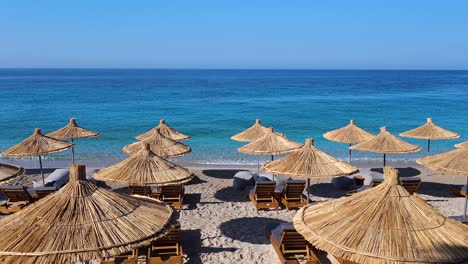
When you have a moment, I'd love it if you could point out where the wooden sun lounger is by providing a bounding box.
[158,184,184,209]
[101,249,139,264]
[400,177,421,195]
[266,223,319,264]
[33,186,58,200]
[0,186,34,213]
[129,185,152,196]
[277,180,307,210]
[148,228,183,264]
[248,181,279,211]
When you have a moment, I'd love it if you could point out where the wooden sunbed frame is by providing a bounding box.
[147,228,183,264]
[101,249,139,264]
[33,187,57,200]
[280,181,307,210]
[248,182,279,211]
[266,224,319,264]
[0,186,34,214]
[159,185,184,209]
[129,185,152,196]
[400,178,421,195]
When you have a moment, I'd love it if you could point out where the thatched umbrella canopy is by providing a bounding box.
[417,148,468,219]
[323,119,375,162]
[0,164,175,264]
[0,163,24,183]
[294,167,468,264]
[1,128,74,185]
[455,141,468,149]
[350,127,421,166]
[400,118,459,154]
[124,128,191,157]
[47,118,100,163]
[94,143,193,186]
[263,138,358,203]
[136,119,190,141]
[231,119,272,142]
[238,127,302,175]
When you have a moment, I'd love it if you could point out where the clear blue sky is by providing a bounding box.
[1,0,467,69]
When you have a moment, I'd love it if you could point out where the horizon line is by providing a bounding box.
[1,67,468,71]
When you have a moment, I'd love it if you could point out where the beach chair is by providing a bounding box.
[451,185,467,197]
[101,249,139,264]
[129,185,152,196]
[159,184,184,209]
[276,180,307,210]
[248,181,278,211]
[0,186,34,213]
[400,177,421,195]
[147,228,183,264]
[33,186,58,200]
[266,223,319,264]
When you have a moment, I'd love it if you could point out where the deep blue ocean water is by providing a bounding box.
[0,69,467,165]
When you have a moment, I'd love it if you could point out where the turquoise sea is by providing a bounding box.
[0,69,467,165]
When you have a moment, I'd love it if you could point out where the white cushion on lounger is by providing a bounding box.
[33,168,69,188]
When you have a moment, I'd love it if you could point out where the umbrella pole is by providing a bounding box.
[383,154,386,167]
[464,176,468,219]
[71,138,75,164]
[38,155,44,186]
[427,139,430,155]
[349,143,352,163]
[271,155,275,181]
[257,156,260,176]
[307,179,310,204]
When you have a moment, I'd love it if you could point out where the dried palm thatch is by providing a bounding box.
[0,164,175,264]
[455,141,468,149]
[400,118,459,140]
[231,119,272,142]
[2,128,74,157]
[323,119,375,162]
[350,127,421,166]
[1,128,74,185]
[136,119,190,141]
[47,118,100,140]
[417,148,468,218]
[263,138,358,178]
[0,163,24,183]
[124,128,191,157]
[323,120,375,144]
[94,143,193,186]
[293,167,468,264]
[237,127,302,155]
[400,118,459,154]
[47,118,100,163]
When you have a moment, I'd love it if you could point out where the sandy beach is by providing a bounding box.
[1,160,467,264]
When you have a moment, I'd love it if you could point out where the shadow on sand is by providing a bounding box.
[220,217,288,245]
[182,229,238,264]
[416,182,458,198]
[214,186,249,202]
[309,182,347,199]
[202,169,248,180]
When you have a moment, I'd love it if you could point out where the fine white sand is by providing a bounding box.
[1,162,467,263]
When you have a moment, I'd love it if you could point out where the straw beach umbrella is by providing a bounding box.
[417,148,468,219]
[294,167,468,264]
[455,141,468,149]
[47,118,100,163]
[95,143,193,186]
[350,127,421,166]
[323,119,375,162]
[124,128,191,157]
[238,127,302,175]
[400,118,459,154]
[231,119,278,142]
[0,164,175,264]
[0,163,24,183]
[136,119,190,141]
[1,128,74,185]
[263,138,358,203]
